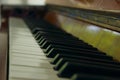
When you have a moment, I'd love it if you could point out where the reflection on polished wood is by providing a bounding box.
[45,12,120,61]
[47,5,120,32]
[0,18,8,80]
[46,0,120,12]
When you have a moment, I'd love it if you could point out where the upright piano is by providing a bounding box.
[0,0,120,80]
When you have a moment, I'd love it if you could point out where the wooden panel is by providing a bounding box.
[47,5,120,32]
[0,18,8,80]
[46,0,120,12]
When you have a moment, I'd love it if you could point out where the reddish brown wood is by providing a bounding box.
[0,18,8,80]
[46,0,120,11]
[44,12,61,28]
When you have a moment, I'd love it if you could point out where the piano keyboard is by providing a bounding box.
[9,17,68,80]
[9,17,120,80]
[24,17,120,80]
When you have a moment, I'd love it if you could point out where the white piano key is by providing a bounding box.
[10,42,38,46]
[11,56,49,62]
[10,49,44,55]
[9,17,69,80]
[10,71,61,80]
[10,45,43,52]
[10,37,36,41]
[10,65,57,74]
[10,46,41,52]
[10,50,45,56]
[11,58,53,69]
[10,39,37,43]
[11,52,49,60]
[10,43,39,47]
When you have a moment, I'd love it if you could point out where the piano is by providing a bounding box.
[0,0,120,80]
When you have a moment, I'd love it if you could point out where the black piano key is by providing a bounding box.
[46,48,113,60]
[37,37,90,46]
[39,38,46,46]
[71,73,120,80]
[35,34,80,44]
[36,35,80,44]
[58,62,120,78]
[33,31,79,40]
[51,54,120,66]
[49,47,105,56]
[40,39,75,47]
[38,38,47,45]
[32,28,67,35]
[37,36,44,43]
[40,40,91,49]
[44,44,104,55]
[43,42,98,50]
[35,32,80,42]
[40,40,90,50]
[40,38,94,48]
[34,31,41,38]
[54,57,120,70]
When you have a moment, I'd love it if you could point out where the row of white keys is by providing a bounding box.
[9,17,69,80]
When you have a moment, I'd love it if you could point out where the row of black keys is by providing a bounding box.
[24,18,120,80]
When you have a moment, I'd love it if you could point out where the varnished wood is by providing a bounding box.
[46,0,120,12]
[44,12,120,61]
[0,18,8,80]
